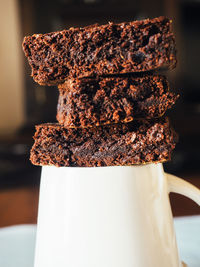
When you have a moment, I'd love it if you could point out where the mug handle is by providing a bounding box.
[165,173,200,206]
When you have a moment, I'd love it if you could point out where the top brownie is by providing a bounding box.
[23,16,176,86]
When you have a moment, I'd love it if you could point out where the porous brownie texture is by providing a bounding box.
[57,74,179,128]
[30,118,178,167]
[23,16,176,86]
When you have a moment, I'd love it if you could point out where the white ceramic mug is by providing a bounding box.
[34,163,200,267]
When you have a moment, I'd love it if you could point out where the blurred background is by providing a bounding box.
[0,0,200,227]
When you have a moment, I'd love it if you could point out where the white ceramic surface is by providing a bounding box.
[0,225,36,267]
[34,164,200,267]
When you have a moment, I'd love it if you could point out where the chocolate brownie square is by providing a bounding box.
[30,117,178,167]
[57,74,178,128]
[23,16,176,86]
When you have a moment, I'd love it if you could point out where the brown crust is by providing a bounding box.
[57,74,179,128]
[23,16,176,86]
[30,117,178,167]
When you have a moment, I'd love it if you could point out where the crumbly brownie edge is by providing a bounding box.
[23,16,176,86]
[56,75,179,128]
[30,118,178,167]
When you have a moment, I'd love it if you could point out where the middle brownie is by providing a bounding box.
[57,74,178,128]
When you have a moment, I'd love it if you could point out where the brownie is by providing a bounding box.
[30,117,178,167]
[23,16,176,86]
[57,74,178,128]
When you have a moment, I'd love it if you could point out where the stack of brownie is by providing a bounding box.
[22,16,179,167]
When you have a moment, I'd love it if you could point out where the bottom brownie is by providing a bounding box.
[30,117,178,167]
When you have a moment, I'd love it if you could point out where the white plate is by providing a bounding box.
[174,216,200,267]
[0,225,36,267]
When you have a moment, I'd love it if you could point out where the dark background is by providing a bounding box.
[0,0,200,226]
